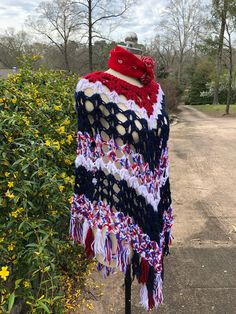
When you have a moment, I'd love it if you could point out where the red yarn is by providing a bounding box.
[85,227,95,258]
[84,72,159,117]
[108,45,155,85]
[148,291,155,309]
[138,258,150,284]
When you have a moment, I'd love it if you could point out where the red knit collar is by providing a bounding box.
[83,71,159,117]
[108,45,155,85]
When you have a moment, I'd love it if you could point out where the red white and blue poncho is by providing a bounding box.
[70,71,173,311]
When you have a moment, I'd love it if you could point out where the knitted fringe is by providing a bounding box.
[139,274,163,310]
[70,217,164,311]
[97,262,115,277]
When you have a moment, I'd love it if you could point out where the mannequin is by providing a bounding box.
[106,68,143,87]
[94,37,144,265]
[83,33,144,121]
[70,32,173,311]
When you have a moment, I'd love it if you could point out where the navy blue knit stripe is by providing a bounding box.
[74,165,171,244]
[75,91,169,171]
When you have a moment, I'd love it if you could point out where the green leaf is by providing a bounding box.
[15,279,23,289]
[26,243,38,248]
[8,292,15,313]
[52,295,64,301]
[37,301,51,313]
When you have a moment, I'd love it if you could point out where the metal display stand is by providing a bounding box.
[125,264,132,314]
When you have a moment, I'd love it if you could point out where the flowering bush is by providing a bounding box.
[0,55,90,313]
[200,71,236,104]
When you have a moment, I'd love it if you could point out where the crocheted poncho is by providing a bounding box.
[70,71,173,311]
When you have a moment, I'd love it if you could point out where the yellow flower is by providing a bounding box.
[61,172,66,179]
[5,190,15,199]
[53,105,62,111]
[23,117,30,125]
[0,237,4,243]
[4,172,10,177]
[59,185,65,192]
[45,139,51,147]
[12,97,17,104]
[53,141,60,151]
[8,243,15,251]
[11,254,16,260]
[60,139,65,145]
[17,207,24,213]
[36,99,42,105]
[64,158,72,165]
[8,137,13,143]
[0,266,9,281]
[65,176,74,185]
[56,126,65,134]
[23,280,30,288]
[11,207,24,218]
[63,119,70,126]
[86,303,94,310]
[11,211,19,218]
[37,169,44,176]
[7,181,14,188]
[0,97,5,103]
[66,134,73,145]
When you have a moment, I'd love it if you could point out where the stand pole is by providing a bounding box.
[125,264,131,314]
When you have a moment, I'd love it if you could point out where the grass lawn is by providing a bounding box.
[191,104,236,117]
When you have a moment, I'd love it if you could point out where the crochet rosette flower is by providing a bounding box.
[70,70,173,311]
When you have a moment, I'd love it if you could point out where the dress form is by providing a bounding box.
[84,31,144,118]
[83,43,144,267]
[105,62,143,88]
[71,37,173,310]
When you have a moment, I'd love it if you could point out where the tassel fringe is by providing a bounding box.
[70,198,168,311]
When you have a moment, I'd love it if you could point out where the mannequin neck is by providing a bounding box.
[105,68,144,88]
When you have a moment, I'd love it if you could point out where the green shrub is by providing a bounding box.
[188,59,214,105]
[0,55,90,313]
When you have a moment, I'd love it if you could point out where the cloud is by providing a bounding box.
[0,0,38,31]
[0,0,168,42]
[110,0,168,43]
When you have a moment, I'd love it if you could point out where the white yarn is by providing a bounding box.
[76,78,164,130]
[154,273,164,306]
[75,154,164,210]
[82,219,90,245]
[93,228,105,256]
[139,284,149,311]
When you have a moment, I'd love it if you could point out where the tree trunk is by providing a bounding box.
[226,23,232,115]
[226,68,232,115]
[213,1,227,105]
[64,40,70,72]
[177,51,184,86]
[88,0,93,72]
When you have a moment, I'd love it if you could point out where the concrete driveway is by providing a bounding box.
[156,105,236,314]
[79,105,236,314]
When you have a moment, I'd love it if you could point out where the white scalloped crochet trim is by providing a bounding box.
[75,153,169,211]
[76,78,164,130]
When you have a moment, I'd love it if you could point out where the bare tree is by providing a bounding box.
[27,0,84,71]
[211,0,236,104]
[224,17,235,114]
[72,0,133,71]
[0,29,30,68]
[149,34,177,79]
[156,0,204,85]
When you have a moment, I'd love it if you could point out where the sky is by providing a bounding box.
[0,0,167,44]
